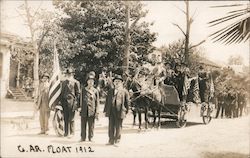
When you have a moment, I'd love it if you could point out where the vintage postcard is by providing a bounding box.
[0,1,249,158]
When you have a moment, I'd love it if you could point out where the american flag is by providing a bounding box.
[193,75,200,103]
[182,75,190,96]
[48,42,61,109]
[210,75,215,98]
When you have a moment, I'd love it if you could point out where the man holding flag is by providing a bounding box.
[60,68,80,138]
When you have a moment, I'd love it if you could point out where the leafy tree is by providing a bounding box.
[16,0,52,96]
[40,1,156,83]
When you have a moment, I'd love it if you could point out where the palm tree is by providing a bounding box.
[209,3,250,44]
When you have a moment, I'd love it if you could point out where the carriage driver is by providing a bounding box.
[104,74,130,145]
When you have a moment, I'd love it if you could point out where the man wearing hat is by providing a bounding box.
[198,65,210,103]
[36,73,50,135]
[104,74,130,145]
[61,68,80,137]
[79,71,99,142]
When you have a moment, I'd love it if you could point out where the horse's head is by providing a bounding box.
[127,77,142,96]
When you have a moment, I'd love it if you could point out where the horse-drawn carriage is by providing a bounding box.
[145,84,213,128]
[128,69,214,129]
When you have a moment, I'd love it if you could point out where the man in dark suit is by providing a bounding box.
[198,66,209,103]
[60,68,80,138]
[238,88,246,117]
[80,71,99,142]
[215,90,226,118]
[104,74,130,145]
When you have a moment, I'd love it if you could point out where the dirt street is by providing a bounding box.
[1,102,249,158]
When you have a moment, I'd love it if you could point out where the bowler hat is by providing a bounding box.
[87,74,95,80]
[113,74,123,81]
[89,71,96,77]
[42,73,50,78]
[87,71,96,80]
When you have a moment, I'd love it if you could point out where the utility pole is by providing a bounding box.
[184,0,190,65]
[123,1,130,74]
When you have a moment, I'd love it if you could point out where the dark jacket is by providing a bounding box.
[237,91,246,107]
[80,87,99,117]
[104,87,130,119]
[60,78,80,110]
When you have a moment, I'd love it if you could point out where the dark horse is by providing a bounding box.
[128,77,163,129]
[128,78,149,130]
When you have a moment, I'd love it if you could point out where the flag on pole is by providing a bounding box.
[210,75,215,98]
[182,75,190,96]
[193,75,201,103]
[49,42,61,109]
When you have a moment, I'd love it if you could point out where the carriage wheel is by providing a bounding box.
[202,104,212,125]
[53,109,65,137]
[176,106,187,128]
[202,116,212,124]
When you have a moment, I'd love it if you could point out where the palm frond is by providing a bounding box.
[209,3,250,44]
[210,4,244,8]
[208,12,246,27]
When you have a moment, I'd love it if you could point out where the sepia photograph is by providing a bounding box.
[0,0,249,158]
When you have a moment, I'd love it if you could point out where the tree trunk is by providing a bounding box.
[33,44,39,99]
[123,2,130,74]
[184,0,190,65]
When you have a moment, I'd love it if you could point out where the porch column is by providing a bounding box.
[16,60,20,87]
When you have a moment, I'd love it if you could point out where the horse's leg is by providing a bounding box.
[152,109,156,128]
[157,106,162,129]
[133,109,136,126]
[138,110,142,130]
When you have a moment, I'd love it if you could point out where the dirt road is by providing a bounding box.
[1,104,249,158]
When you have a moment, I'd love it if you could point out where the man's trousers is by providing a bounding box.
[81,116,95,141]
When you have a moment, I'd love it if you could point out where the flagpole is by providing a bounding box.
[48,39,62,109]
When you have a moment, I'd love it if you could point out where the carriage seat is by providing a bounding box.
[159,84,181,106]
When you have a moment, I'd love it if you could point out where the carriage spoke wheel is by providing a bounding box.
[202,104,212,125]
[202,116,212,124]
[53,109,65,137]
[176,106,187,128]
[202,108,212,124]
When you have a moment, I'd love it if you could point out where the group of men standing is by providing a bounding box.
[216,87,247,119]
[36,68,129,145]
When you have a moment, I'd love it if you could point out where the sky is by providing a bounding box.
[1,0,249,66]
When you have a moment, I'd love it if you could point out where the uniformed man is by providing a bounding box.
[238,88,247,117]
[175,64,186,101]
[36,73,50,135]
[80,71,99,142]
[60,68,80,138]
[198,66,210,103]
[227,88,237,118]
[104,74,130,145]
[215,90,226,118]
